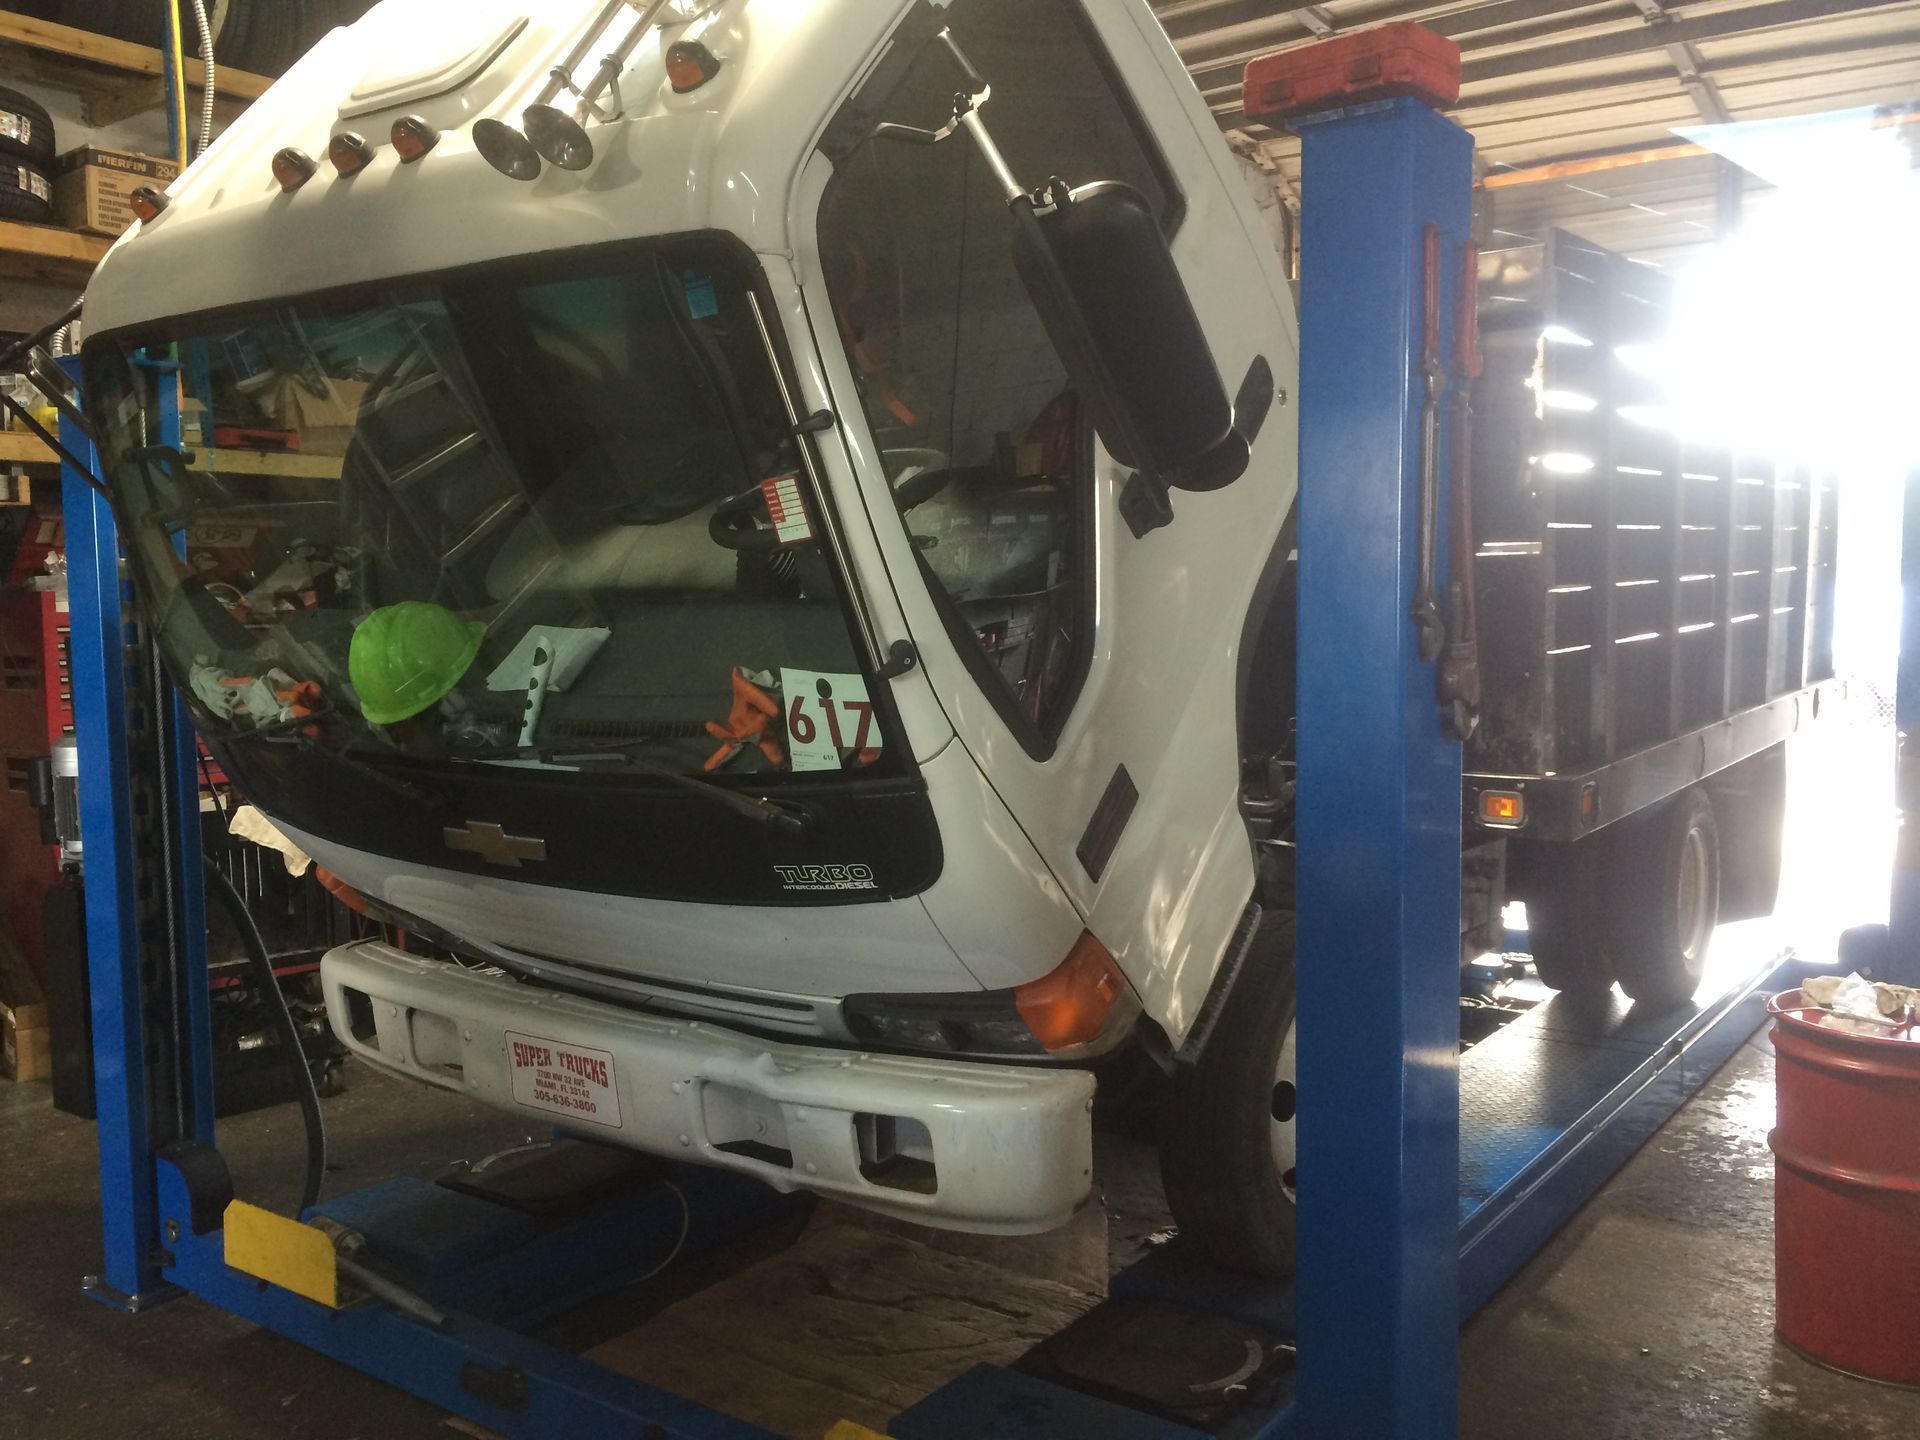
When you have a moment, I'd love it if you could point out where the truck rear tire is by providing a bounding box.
[1608,787,1719,1009]
[1160,910,1296,1279]
[1522,854,1617,996]
[1513,834,1618,996]
[1710,743,1787,923]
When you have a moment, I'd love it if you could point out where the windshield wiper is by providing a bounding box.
[226,724,449,809]
[461,740,811,836]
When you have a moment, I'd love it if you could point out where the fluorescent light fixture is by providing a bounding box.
[1540,452,1596,474]
[1617,405,1673,431]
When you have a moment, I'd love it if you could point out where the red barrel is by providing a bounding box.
[1768,988,1920,1385]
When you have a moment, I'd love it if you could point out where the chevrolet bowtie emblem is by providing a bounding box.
[443,821,547,868]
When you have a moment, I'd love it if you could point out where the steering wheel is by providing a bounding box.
[708,484,783,553]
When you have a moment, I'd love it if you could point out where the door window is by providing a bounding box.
[818,0,1175,748]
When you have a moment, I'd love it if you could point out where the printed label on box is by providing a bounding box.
[759,474,814,545]
[505,1032,622,1129]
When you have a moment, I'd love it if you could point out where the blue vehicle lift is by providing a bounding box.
[65,48,1820,1440]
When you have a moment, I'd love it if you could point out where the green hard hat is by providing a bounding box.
[349,602,486,726]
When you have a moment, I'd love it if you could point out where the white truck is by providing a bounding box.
[79,0,1823,1279]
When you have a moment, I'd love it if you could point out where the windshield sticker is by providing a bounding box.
[774,864,879,893]
[506,1032,622,1129]
[760,474,814,546]
[683,272,721,319]
[780,668,877,773]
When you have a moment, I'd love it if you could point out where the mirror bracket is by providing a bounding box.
[1119,472,1175,540]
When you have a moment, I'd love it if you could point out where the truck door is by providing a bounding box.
[799,0,1302,1040]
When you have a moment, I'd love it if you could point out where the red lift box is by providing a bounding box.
[1243,22,1461,124]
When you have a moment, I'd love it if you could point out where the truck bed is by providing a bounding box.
[1463,231,1837,840]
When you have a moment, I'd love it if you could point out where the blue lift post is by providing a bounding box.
[1292,95,1474,1440]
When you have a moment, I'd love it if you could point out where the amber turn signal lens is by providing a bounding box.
[1479,789,1525,827]
[390,115,439,163]
[665,40,722,94]
[129,186,169,223]
[272,147,317,192]
[1015,931,1128,1053]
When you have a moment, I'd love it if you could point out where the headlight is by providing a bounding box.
[843,930,1137,1061]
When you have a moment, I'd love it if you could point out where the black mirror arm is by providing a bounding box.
[872,121,945,147]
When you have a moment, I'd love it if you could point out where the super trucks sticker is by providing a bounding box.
[505,1032,622,1129]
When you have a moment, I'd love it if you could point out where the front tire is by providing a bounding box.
[1160,911,1297,1279]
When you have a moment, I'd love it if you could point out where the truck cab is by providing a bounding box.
[82,0,1304,1256]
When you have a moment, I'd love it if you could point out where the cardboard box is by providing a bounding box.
[3,1004,50,1083]
[52,146,181,238]
[0,918,49,1083]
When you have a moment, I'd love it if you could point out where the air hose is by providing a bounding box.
[204,858,328,1214]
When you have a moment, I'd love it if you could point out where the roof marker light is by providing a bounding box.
[523,104,593,172]
[329,132,374,176]
[272,147,318,192]
[666,39,722,94]
[129,186,169,223]
[390,115,440,162]
[473,118,542,182]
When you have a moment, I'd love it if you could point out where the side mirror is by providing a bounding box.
[1010,181,1243,491]
[861,26,1247,515]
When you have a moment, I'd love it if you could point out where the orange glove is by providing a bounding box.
[704,669,785,772]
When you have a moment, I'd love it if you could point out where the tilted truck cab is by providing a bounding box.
[78,0,1825,1278]
[81,0,1304,1249]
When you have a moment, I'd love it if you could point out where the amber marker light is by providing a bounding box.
[1015,931,1130,1053]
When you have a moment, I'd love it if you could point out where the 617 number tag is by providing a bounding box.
[780,669,877,773]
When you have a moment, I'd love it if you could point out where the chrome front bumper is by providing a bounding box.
[320,942,1096,1234]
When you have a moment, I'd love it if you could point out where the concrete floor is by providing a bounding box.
[1,1029,1915,1439]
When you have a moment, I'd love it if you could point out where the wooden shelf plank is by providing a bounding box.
[188,449,346,481]
[0,430,57,466]
[0,217,110,287]
[0,10,272,102]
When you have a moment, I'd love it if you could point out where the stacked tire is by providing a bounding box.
[51,1,382,78]
[0,85,55,225]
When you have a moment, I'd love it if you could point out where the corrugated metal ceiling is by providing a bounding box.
[1151,0,1920,265]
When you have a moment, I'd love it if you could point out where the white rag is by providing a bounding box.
[228,804,314,877]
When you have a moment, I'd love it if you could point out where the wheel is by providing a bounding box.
[0,161,54,224]
[1710,744,1786,922]
[1517,838,1617,996]
[1160,910,1297,1279]
[0,85,55,168]
[1608,787,1719,1008]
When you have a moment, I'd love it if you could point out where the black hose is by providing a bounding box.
[203,858,327,1213]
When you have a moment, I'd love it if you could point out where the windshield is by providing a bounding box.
[87,241,898,783]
